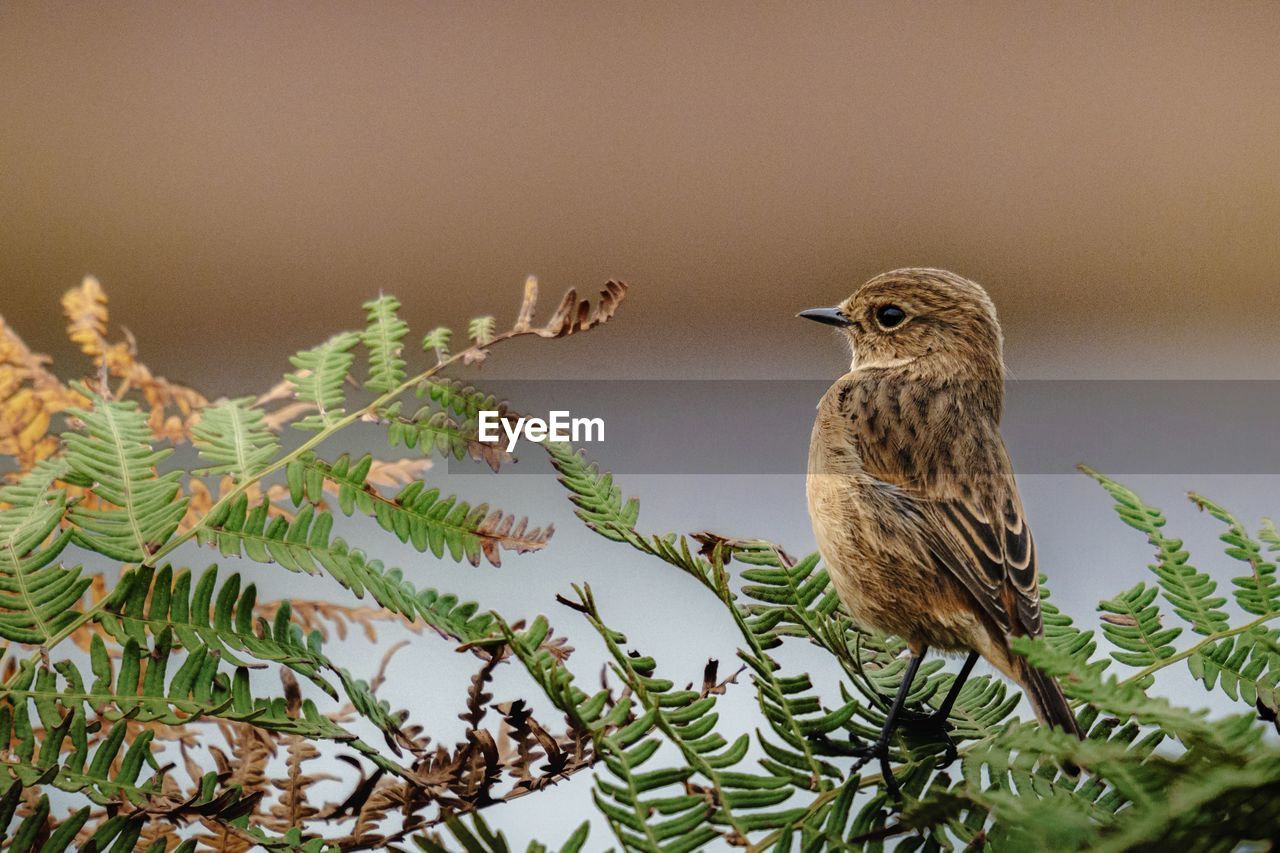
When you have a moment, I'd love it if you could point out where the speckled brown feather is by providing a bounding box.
[806,268,1080,736]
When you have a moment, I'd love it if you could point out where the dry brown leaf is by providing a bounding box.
[0,315,86,473]
[364,457,432,489]
[538,280,628,338]
[61,275,110,361]
[513,275,539,332]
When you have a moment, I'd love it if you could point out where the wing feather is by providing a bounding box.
[843,374,1044,638]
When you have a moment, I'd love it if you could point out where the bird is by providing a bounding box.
[800,267,1081,793]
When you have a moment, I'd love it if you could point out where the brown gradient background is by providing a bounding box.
[4,2,1280,384]
[5,4,1280,843]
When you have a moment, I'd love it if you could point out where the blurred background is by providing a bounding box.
[3,2,1279,845]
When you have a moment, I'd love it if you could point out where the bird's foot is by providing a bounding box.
[895,706,947,729]
[895,708,959,768]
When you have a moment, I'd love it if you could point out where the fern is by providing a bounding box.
[286,452,552,566]
[533,448,1280,849]
[1187,628,1279,712]
[1081,467,1230,635]
[362,294,410,393]
[64,395,188,562]
[191,397,280,481]
[26,275,1280,848]
[3,629,406,777]
[1191,492,1280,617]
[0,725,250,852]
[0,462,87,645]
[95,563,414,743]
[198,494,499,644]
[1097,582,1182,667]
[0,277,634,844]
[286,331,360,430]
[468,316,496,347]
[420,378,506,424]
[542,447,991,846]
[383,401,507,470]
[415,812,592,853]
[570,584,804,846]
[421,326,452,362]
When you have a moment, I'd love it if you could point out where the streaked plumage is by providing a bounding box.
[804,268,1080,743]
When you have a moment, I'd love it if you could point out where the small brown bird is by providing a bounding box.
[801,268,1081,790]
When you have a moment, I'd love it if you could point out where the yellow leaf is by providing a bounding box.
[61,275,110,360]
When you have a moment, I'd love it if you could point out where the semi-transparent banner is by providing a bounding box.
[441,380,1280,475]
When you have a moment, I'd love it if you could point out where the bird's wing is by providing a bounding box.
[921,489,1042,637]
[845,374,1043,638]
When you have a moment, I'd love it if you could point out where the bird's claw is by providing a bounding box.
[895,707,949,731]
[896,709,960,769]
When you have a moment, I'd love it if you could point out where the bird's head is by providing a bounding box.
[799,268,1004,378]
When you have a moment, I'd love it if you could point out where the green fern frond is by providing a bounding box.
[1098,582,1182,667]
[1084,751,1280,850]
[3,632,406,775]
[501,614,620,732]
[1187,627,1280,713]
[286,452,552,566]
[421,326,452,362]
[469,316,496,347]
[415,812,590,853]
[199,495,499,645]
[191,397,280,481]
[382,401,508,471]
[0,735,251,844]
[1081,467,1229,635]
[286,331,360,430]
[0,709,163,807]
[63,396,188,562]
[1013,636,1219,743]
[0,463,87,645]
[1041,580,1099,666]
[0,699,255,827]
[420,378,505,423]
[362,294,410,393]
[567,584,802,846]
[1190,493,1280,617]
[98,563,337,692]
[544,442,641,544]
[906,710,1280,850]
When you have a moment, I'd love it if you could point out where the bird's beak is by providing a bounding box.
[797,307,850,328]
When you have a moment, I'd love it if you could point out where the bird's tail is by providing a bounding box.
[1015,656,1084,740]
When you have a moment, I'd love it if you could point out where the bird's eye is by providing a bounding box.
[875,305,907,329]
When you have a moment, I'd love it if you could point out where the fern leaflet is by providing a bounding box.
[63,396,188,562]
[361,294,410,392]
[0,462,86,644]
[286,332,360,430]
[191,397,279,481]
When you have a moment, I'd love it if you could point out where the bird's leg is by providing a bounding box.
[899,651,979,727]
[853,650,926,798]
[931,651,979,722]
[894,651,978,768]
